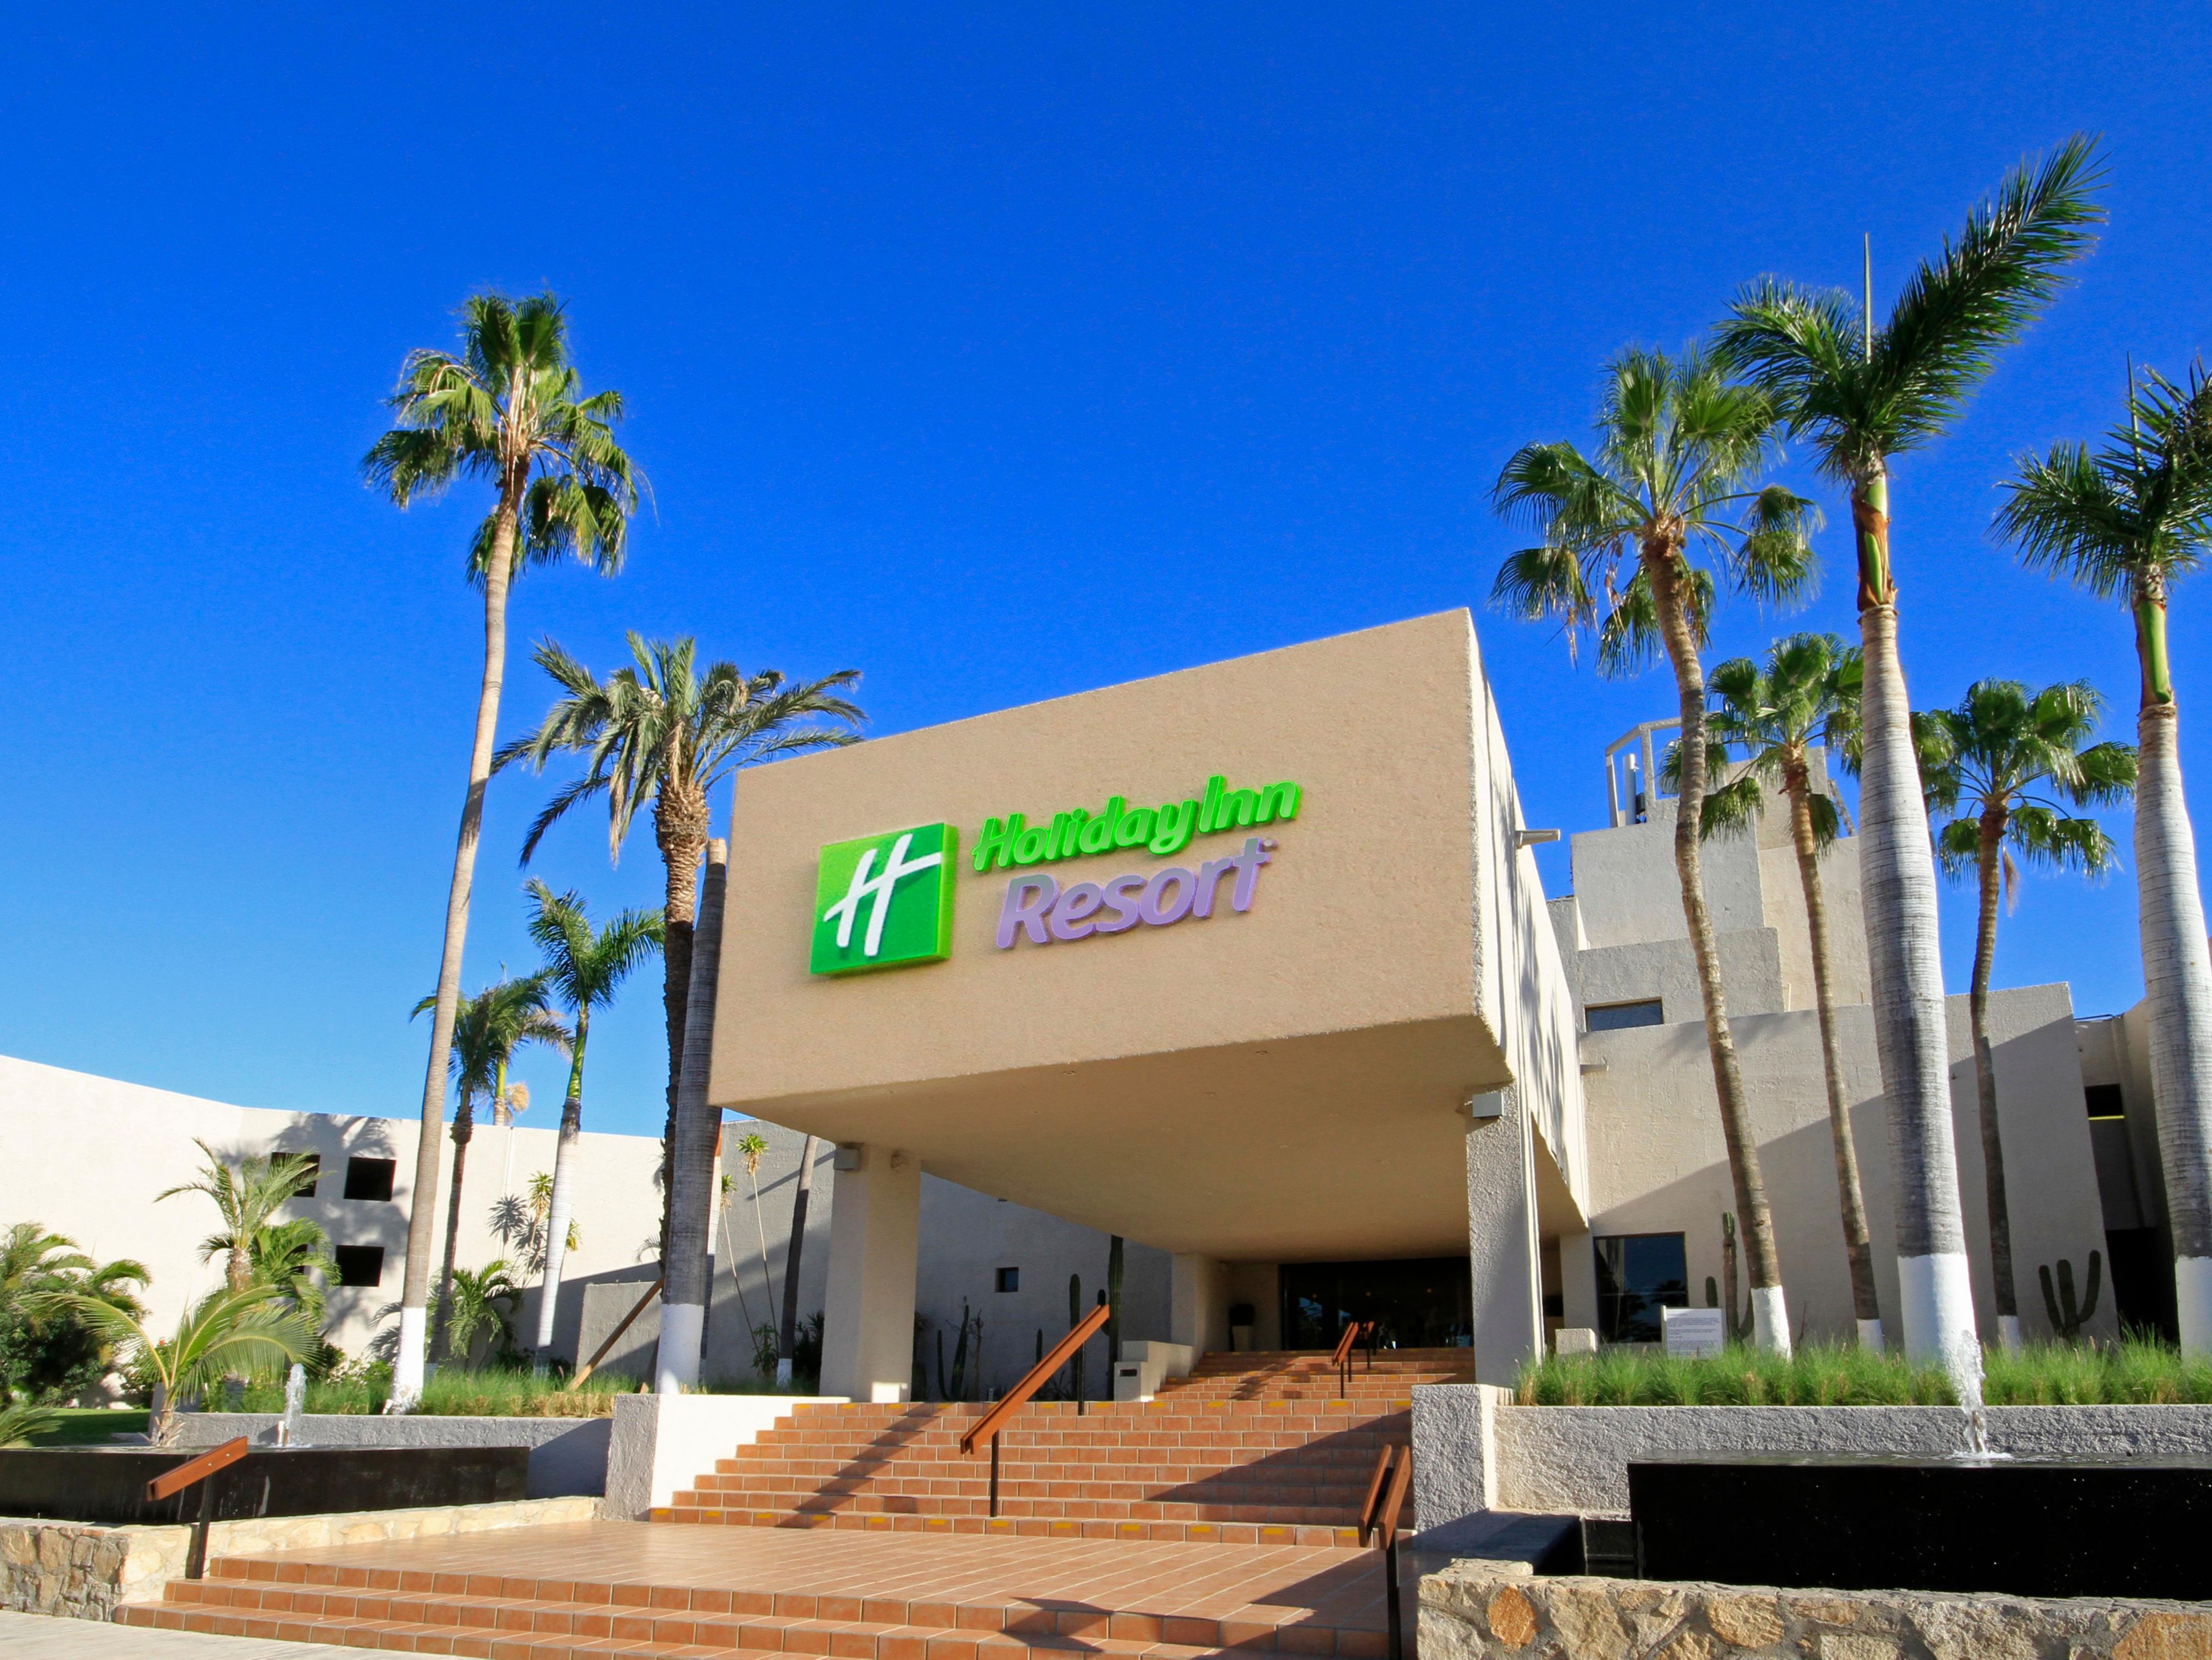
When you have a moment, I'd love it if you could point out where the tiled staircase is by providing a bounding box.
[651,1349,1456,1545]
[122,1347,1435,1656]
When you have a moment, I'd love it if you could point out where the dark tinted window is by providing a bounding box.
[1588,1000,1665,1033]
[342,1158,396,1201]
[995,1267,1019,1293]
[332,1245,385,1287]
[2085,1084,2125,1120]
[1593,1233,1688,1343]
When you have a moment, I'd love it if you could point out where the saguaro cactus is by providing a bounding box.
[2038,1251,2104,1343]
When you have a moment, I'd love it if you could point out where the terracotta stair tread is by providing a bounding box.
[653,1507,1374,1547]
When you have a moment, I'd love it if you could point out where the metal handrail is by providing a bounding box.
[1331,1320,1370,1396]
[147,1437,251,1581]
[959,1300,1112,1517]
[1359,1443,1414,1660]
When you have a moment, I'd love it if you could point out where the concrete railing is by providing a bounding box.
[603,1394,846,1518]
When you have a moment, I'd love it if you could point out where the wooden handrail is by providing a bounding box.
[959,1301,1110,1455]
[1362,1443,1415,1660]
[1331,1320,1369,1369]
[1356,1444,1395,1547]
[145,1437,249,1503]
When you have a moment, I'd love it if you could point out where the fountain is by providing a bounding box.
[0,1444,528,1526]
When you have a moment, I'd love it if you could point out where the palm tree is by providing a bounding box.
[0,1225,148,1405]
[244,1218,336,1331]
[498,634,862,1251]
[1494,345,1820,1354]
[363,292,640,1405]
[158,1143,320,1293]
[522,880,664,1364]
[413,976,567,1361]
[1997,364,2212,1353]
[730,1132,779,1323]
[29,1285,315,1446]
[1716,136,2104,1392]
[1918,680,2136,1348]
[442,1262,523,1365]
[1695,633,1885,1346]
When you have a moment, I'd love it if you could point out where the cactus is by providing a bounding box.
[935,1300,985,1398]
[1107,1236,1125,1363]
[1068,1273,1081,1330]
[2038,1250,2104,1343]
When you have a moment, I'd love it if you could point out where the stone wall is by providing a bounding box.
[1421,1559,2212,1659]
[0,1520,183,1620]
[0,1496,597,1621]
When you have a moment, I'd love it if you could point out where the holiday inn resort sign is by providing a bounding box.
[808,773,1303,975]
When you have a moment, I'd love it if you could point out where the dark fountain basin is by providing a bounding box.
[1630,1454,2212,1601]
[0,1445,528,1527]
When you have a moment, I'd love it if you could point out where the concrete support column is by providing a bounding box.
[819,1144,920,1403]
[1558,1229,1599,1338]
[1170,1253,1227,1357]
[1466,1087,1543,1386]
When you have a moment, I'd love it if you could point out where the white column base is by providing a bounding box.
[1898,1252,1983,1398]
[775,1356,794,1390]
[1749,1285,1792,1357]
[1997,1314,2023,1354]
[2177,1257,2212,1358]
[387,1306,429,1413]
[656,1302,706,1396]
[1855,1318,1885,1351]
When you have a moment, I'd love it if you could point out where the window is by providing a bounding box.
[1593,1233,1688,1344]
[1588,1000,1665,1033]
[995,1267,1019,1293]
[332,1245,385,1288]
[342,1158,396,1202]
[2086,1084,2125,1121]
[279,1152,321,1198]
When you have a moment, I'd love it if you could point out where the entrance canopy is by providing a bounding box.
[708,610,1588,1264]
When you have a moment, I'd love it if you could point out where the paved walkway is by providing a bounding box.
[0,1611,330,1657]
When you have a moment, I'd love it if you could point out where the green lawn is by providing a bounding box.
[23,1408,150,1445]
[1515,1339,2212,1406]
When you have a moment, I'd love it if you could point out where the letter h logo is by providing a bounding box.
[810,823,958,975]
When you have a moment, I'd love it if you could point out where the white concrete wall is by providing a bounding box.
[1576,983,2114,1346]
[0,1055,664,1363]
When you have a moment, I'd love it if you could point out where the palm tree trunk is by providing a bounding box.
[2134,584,2212,1351]
[531,1008,589,1366]
[655,781,709,1264]
[1785,763,1883,1344]
[659,841,728,1392]
[1970,807,2021,1349]
[431,1091,475,1365]
[1648,546,1791,1354]
[776,1137,819,1389]
[1854,467,1981,1399]
[749,1172,776,1315]
[396,507,517,1408]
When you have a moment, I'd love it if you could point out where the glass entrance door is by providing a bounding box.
[1279,1256,1473,1350]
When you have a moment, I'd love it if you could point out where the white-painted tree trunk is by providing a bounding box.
[532,1104,583,1362]
[1859,603,1983,1400]
[659,843,729,1395]
[1749,1285,1792,1359]
[2136,704,2212,1354]
[1856,1318,1885,1351]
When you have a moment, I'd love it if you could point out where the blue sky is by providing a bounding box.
[3,4,2208,1143]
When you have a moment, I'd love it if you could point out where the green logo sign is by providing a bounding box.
[810,823,958,975]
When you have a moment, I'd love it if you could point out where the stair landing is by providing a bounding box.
[124,1517,1413,1659]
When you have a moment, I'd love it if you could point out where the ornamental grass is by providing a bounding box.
[1515,1338,2212,1407]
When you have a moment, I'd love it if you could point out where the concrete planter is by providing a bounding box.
[603,1393,846,1519]
[173,1412,613,1499]
[1410,1384,2212,1523]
